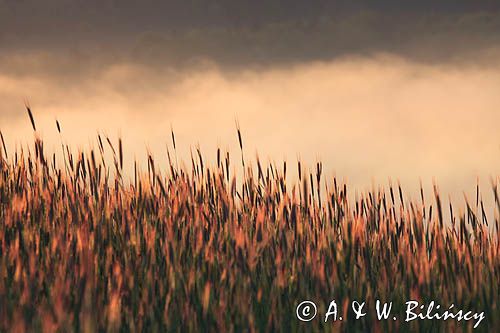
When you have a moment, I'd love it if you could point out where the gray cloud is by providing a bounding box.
[1,1,500,69]
[2,1,500,125]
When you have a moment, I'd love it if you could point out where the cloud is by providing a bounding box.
[1,1,500,67]
[1,55,499,202]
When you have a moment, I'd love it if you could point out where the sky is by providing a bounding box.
[1,1,499,212]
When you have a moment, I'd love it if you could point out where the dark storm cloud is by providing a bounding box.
[1,0,500,71]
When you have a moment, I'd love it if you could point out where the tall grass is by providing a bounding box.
[0,112,498,332]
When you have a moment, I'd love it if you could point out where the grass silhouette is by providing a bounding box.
[0,109,498,332]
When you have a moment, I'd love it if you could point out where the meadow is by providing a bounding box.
[0,110,498,332]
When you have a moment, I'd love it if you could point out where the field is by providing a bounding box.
[0,112,498,332]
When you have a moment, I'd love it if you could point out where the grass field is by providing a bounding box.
[0,111,498,332]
